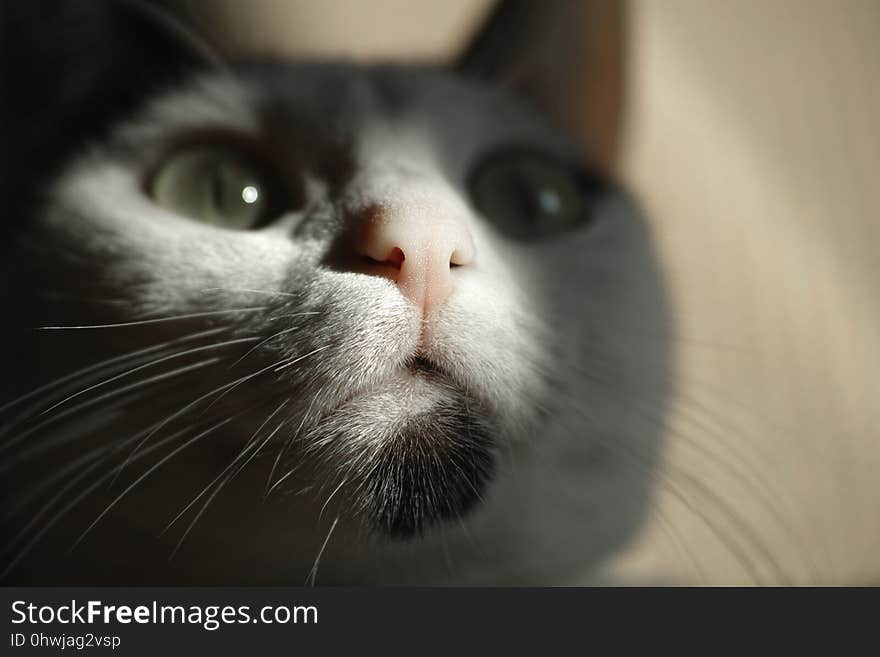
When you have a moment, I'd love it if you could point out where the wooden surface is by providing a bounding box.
[606,0,880,585]
[190,0,880,584]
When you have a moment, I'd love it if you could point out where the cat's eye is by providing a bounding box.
[149,144,294,230]
[468,148,606,240]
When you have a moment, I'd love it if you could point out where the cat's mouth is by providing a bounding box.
[301,353,497,539]
[406,354,442,376]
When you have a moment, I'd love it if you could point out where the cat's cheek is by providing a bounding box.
[42,159,304,313]
[424,272,552,439]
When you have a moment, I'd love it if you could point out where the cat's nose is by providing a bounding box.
[351,196,474,317]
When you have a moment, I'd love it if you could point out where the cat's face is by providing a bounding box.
[1,2,669,584]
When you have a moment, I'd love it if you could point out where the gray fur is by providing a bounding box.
[0,9,669,585]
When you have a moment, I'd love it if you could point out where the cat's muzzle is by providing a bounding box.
[306,367,497,539]
[360,403,496,538]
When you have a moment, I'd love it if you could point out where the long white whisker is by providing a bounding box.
[273,344,331,372]
[0,327,227,416]
[115,354,297,480]
[36,307,266,330]
[266,391,319,496]
[170,418,287,559]
[120,0,232,73]
[319,478,347,524]
[197,344,327,418]
[40,336,260,416]
[0,357,222,459]
[201,287,297,298]
[72,417,236,550]
[0,423,198,579]
[169,470,236,561]
[3,441,116,525]
[229,420,286,481]
[266,462,304,497]
[267,312,321,321]
[229,326,300,369]
[306,516,339,587]
[162,400,289,534]
[2,418,193,557]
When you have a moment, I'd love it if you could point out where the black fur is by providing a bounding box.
[361,402,496,538]
[0,0,208,236]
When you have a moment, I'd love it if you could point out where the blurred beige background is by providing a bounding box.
[186,0,880,584]
[614,0,879,585]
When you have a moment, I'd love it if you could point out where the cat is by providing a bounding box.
[0,0,669,584]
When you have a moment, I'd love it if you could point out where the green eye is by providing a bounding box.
[149,145,292,230]
[468,147,607,240]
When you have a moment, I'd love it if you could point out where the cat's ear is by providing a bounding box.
[458,0,623,170]
[0,0,218,196]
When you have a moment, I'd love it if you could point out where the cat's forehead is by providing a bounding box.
[114,62,576,176]
[245,61,563,141]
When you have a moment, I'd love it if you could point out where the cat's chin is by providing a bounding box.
[302,369,497,538]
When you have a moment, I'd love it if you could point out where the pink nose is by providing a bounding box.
[352,197,475,317]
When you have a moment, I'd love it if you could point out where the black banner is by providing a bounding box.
[1,586,873,654]
[2,587,592,654]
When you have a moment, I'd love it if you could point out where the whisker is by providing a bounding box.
[1,423,198,579]
[72,417,236,550]
[115,354,298,480]
[3,420,186,553]
[557,388,788,584]
[201,287,297,298]
[266,461,306,497]
[267,312,321,321]
[169,470,235,561]
[266,392,319,496]
[306,516,339,587]
[162,400,289,535]
[0,327,227,416]
[273,344,331,372]
[121,0,232,73]
[2,443,112,526]
[40,336,260,416]
[197,344,328,419]
[664,462,783,585]
[228,420,286,482]
[0,357,222,460]
[170,418,287,559]
[229,326,300,369]
[36,307,266,330]
[577,351,822,581]
[318,478,347,524]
